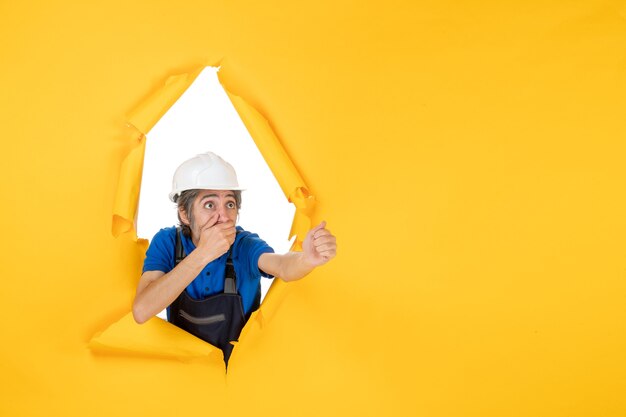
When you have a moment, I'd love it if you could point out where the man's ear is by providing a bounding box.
[179,207,190,226]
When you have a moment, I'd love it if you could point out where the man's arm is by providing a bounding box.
[132,215,236,324]
[258,221,337,282]
[133,249,214,323]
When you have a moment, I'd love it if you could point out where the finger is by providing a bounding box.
[313,228,332,239]
[314,234,336,246]
[314,238,336,251]
[310,221,327,234]
[223,224,237,238]
[222,220,236,230]
[201,213,220,230]
[215,221,236,230]
[316,248,336,259]
[223,224,237,233]
[224,228,237,239]
[320,253,336,262]
[315,244,336,254]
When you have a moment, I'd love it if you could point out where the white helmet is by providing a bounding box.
[169,152,244,202]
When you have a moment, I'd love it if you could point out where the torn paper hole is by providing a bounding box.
[137,67,296,316]
[94,65,315,362]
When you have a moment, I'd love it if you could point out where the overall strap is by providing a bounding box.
[224,245,237,295]
[175,227,185,266]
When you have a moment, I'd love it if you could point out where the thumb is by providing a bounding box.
[310,221,327,234]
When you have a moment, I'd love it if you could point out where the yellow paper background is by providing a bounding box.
[1,1,625,416]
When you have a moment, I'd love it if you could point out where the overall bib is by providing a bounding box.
[168,228,256,366]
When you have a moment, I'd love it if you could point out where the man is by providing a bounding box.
[132,152,337,365]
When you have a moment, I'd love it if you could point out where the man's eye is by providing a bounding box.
[226,202,236,209]
[204,202,214,209]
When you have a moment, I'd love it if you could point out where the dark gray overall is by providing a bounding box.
[168,228,257,366]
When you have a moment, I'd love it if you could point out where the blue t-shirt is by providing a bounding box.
[142,226,274,316]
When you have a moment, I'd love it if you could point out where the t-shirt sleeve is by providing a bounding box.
[142,228,176,274]
[239,232,275,279]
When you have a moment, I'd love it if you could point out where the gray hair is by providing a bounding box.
[174,189,242,238]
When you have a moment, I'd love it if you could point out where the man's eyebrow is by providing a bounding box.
[200,193,236,200]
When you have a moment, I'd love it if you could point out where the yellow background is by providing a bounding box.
[1,1,625,416]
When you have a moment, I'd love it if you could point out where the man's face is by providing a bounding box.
[182,189,238,239]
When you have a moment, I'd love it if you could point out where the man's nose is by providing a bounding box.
[217,206,228,222]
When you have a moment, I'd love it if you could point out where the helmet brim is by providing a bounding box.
[169,186,246,202]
